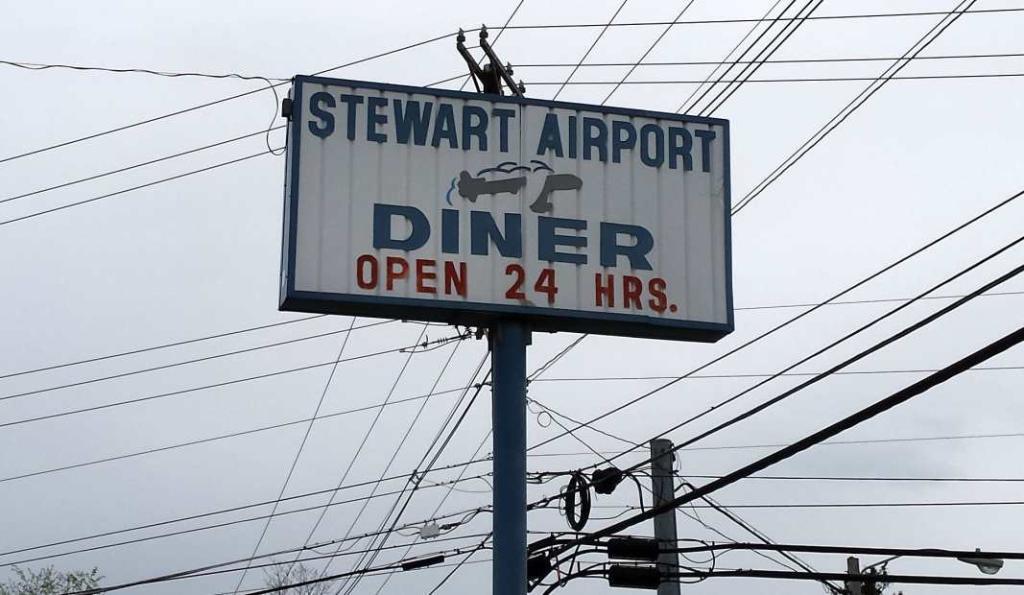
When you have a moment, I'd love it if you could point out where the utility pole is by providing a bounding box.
[650,439,681,595]
[846,557,865,595]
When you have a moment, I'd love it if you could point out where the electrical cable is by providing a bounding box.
[600,0,700,105]
[0,29,466,165]
[333,352,493,594]
[318,340,470,593]
[0,320,395,403]
[676,0,788,112]
[0,149,277,228]
[681,0,801,114]
[0,384,485,486]
[525,184,1024,454]
[0,334,467,430]
[551,0,629,100]
[532,322,1024,555]
[611,249,1024,479]
[0,125,284,206]
[527,260,1024,551]
[516,51,1024,68]
[525,72,1024,85]
[732,0,978,214]
[227,317,359,592]
[699,0,824,116]
[0,460,490,562]
[1,481,490,569]
[0,59,288,81]
[532,364,1024,383]
[495,7,1023,30]
[0,314,325,381]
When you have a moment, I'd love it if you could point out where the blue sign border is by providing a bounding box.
[280,75,734,343]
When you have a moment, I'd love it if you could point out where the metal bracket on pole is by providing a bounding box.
[456,26,525,96]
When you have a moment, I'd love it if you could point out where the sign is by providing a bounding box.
[280,75,733,341]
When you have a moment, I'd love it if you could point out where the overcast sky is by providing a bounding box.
[2,1,1024,594]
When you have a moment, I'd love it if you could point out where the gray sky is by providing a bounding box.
[2,0,1024,594]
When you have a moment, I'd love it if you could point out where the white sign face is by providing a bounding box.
[280,76,732,341]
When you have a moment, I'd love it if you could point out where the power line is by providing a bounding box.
[0,314,326,381]
[525,257,1024,526]
[515,51,1024,68]
[67,539,489,595]
[531,364,1024,383]
[526,183,1024,454]
[0,320,395,403]
[229,323,432,592]
[733,0,977,214]
[0,29,464,165]
[1,481,490,568]
[615,250,1024,476]
[697,469,1024,485]
[601,0,700,105]
[323,339,469,594]
[0,59,288,82]
[227,317,361,592]
[686,0,813,116]
[534,322,1024,554]
[0,149,276,228]
[677,0,788,113]
[495,7,1024,30]
[0,126,283,206]
[0,460,490,563]
[0,335,466,430]
[521,72,1024,85]
[551,0,629,100]
[734,288,1024,311]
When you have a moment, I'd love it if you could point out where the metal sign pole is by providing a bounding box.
[490,320,529,595]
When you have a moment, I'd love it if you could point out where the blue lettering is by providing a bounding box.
[668,127,693,170]
[539,217,587,264]
[640,124,664,168]
[338,94,364,141]
[307,92,335,139]
[583,118,608,162]
[600,222,653,270]
[431,104,459,149]
[492,108,516,152]
[695,129,717,172]
[393,100,433,146]
[462,106,488,151]
[567,115,578,159]
[536,113,564,158]
[441,209,459,254]
[372,203,430,251]
[611,121,636,163]
[366,96,388,143]
[470,211,522,257]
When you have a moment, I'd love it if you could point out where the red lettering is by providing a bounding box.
[385,256,408,290]
[595,273,614,307]
[623,276,643,310]
[648,278,668,313]
[445,261,467,297]
[356,254,378,289]
[534,268,558,304]
[416,259,437,294]
[505,264,526,300]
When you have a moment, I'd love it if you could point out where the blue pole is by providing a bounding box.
[491,320,529,595]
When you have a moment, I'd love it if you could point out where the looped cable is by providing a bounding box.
[563,471,591,531]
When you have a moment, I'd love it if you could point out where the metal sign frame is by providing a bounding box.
[280,75,734,342]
